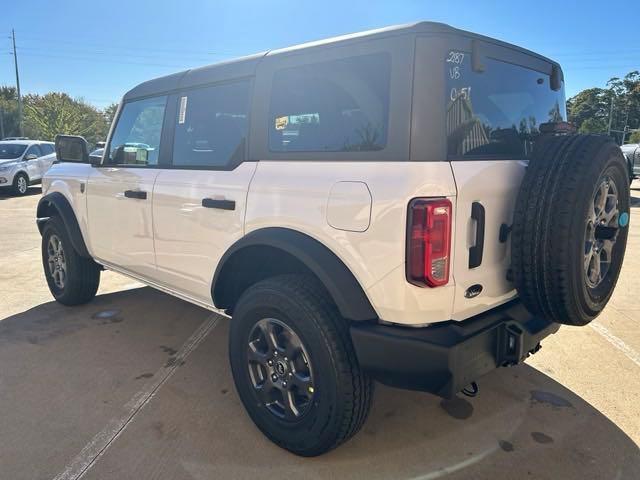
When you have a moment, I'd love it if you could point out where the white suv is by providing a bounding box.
[37,22,630,456]
[0,140,56,195]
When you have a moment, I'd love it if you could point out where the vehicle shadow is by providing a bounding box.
[0,288,638,480]
[0,186,42,200]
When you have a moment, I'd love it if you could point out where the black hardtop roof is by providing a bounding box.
[123,21,560,101]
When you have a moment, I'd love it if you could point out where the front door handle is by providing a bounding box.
[202,198,235,210]
[124,190,147,200]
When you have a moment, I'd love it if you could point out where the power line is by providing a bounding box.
[5,51,192,69]
[15,45,222,62]
[14,33,241,57]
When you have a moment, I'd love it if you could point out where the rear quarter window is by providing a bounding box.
[269,53,391,153]
[446,52,566,159]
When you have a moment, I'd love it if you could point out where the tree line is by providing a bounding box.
[0,86,116,148]
[567,71,640,144]
[0,69,638,147]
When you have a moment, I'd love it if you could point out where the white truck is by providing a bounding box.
[37,22,630,456]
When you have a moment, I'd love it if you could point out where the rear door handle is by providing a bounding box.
[469,201,485,269]
[124,190,147,200]
[202,198,236,210]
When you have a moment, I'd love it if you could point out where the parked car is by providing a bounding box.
[0,140,56,195]
[2,136,29,141]
[88,148,104,164]
[38,22,630,456]
[621,143,639,181]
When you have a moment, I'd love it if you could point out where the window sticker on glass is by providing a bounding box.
[275,116,288,130]
[179,96,188,124]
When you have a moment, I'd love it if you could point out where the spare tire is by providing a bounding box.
[512,134,630,326]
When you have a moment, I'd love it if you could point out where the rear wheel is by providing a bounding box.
[12,172,28,196]
[41,216,101,305]
[512,134,630,326]
[229,274,373,456]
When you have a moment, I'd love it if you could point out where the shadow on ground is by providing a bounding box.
[0,288,637,479]
[0,186,42,200]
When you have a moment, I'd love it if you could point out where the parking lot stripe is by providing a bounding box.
[52,314,221,480]
[590,321,640,369]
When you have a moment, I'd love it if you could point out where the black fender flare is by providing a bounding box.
[212,227,378,322]
[36,192,91,258]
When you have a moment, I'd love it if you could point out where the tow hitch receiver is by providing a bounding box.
[350,300,559,399]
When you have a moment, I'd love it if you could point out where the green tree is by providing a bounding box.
[103,102,119,127]
[0,86,20,138]
[629,130,640,144]
[23,92,110,146]
[567,71,640,144]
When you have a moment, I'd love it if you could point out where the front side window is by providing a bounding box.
[446,53,566,159]
[269,53,391,153]
[172,81,250,168]
[25,145,42,158]
[107,96,167,166]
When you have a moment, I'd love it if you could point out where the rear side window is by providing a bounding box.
[269,53,391,153]
[40,144,54,155]
[107,96,167,166]
[446,53,566,159]
[172,81,250,168]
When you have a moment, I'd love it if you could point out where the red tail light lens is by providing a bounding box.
[406,198,452,287]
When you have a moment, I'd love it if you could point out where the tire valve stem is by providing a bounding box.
[308,386,314,393]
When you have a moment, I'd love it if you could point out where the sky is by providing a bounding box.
[1,0,638,110]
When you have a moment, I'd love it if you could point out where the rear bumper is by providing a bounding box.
[350,300,559,399]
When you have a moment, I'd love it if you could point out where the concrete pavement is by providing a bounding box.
[0,185,638,479]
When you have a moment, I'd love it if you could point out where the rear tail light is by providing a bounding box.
[406,198,452,287]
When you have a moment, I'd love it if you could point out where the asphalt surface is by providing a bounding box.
[0,185,639,480]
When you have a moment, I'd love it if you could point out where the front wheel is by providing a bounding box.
[13,172,29,196]
[41,216,101,305]
[229,274,373,456]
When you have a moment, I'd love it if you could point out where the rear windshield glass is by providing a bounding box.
[0,143,27,159]
[446,52,566,159]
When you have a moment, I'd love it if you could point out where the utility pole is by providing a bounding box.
[0,107,4,139]
[607,92,614,137]
[11,29,23,137]
[620,110,630,145]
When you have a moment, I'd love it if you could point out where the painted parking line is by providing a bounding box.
[52,314,220,480]
[590,321,640,369]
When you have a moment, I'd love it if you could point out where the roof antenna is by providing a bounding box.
[471,40,485,73]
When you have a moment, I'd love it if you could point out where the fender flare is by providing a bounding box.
[36,192,91,258]
[212,227,378,322]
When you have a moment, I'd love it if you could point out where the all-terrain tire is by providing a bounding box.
[228,274,373,456]
[41,216,100,305]
[511,134,629,326]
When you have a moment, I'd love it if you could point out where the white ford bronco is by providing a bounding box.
[38,22,630,456]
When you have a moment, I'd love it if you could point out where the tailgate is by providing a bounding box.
[450,161,524,320]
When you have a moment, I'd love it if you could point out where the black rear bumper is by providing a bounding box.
[350,300,559,399]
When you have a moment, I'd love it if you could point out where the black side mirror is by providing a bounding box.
[55,135,90,164]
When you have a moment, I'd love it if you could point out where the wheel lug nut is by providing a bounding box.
[288,372,293,377]
[282,381,288,388]
[271,374,278,382]
[273,351,278,356]
[267,360,273,366]
[284,357,288,361]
